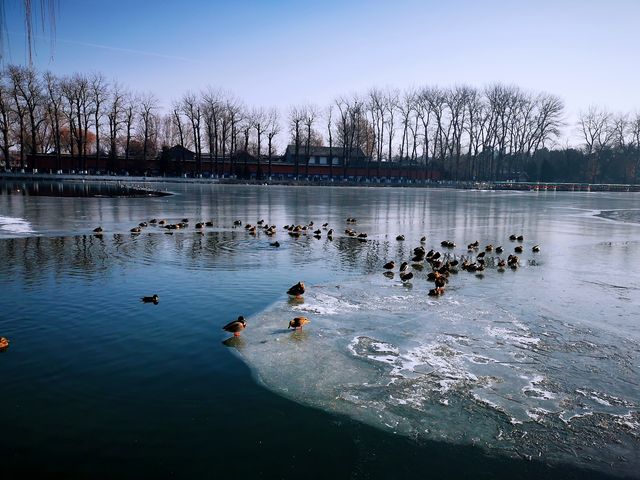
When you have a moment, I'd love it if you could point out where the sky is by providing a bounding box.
[3,0,639,142]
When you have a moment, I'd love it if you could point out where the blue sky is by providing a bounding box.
[4,0,639,136]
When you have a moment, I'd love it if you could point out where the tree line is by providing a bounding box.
[1,64,639,183]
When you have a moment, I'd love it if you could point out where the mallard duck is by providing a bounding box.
[514,245,523,253]
[130,227,141,233]
[308,221,314,227]
[399,261,408,272]
[287,282,305,297]
[509,234,517,241]
[195,222,204,229]
[485,244,493,252]
[496,246,504,254]
[497,259,507,268]
[477,251,486,259]
[420,236,426,242]
[0,336,9,350]
[327,229,334,236]
[517,235,524,242]
[314,234,322,239]
[400,271,413,282]
[181,218,189,223]
[93,227,103,233]
[139,222,148,228]
[257,219,264,225]
[270,241,280,247]
[383,271,395,278]
[149,219,157,224]
[428,287,445,296]
[434,276,447,288]
[532,245,540,252]
[141,294,159,304]
[288,316,310,331]
[396,235,405,241]
[233,220,242,226]
[158,220,166,225]
[223,316,247,337]
[357,233,367,238]
[383,261,395,270]
[414,246,426,255]
[314,229,322,235]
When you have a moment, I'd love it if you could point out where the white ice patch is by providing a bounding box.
[0,215,34,234]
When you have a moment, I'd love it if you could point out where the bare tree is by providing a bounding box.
[289,106,305,180]
[139,93,158,169]
[265,107,280,179]
[90,72,108,168]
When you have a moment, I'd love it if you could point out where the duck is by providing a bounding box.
[181,218,189,223]
[428,287,445,296]
[532,245,540,252]
[287,282,305,297]
[195,222,204,229]
[270,241,280,247]
[288,316,310,331]
[485,244,493,252]
[420,236,427,243]
[130,227,141,233]
[383,261,395,270]
[205,221,214,227]
[400,271,414,282]
[514,245,523,253]
[223,316,247,337]
[396,235,405,241]
[327,229,334,236]
[149,219,157,224]
[93,226,103,233]
[495,246,504,254]
[517,235,524,242]
[357,232,367,239]
[139,222,148,228]
[509,234,517,241]
[322,223,329,228]
[233,220,242,226]
[257,219,265,225]
[141,294,159,304]
[399,261,409,272]
[0,336,9,350]
[158,220,166,225]
[314,229,322,235]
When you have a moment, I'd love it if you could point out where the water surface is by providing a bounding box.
[1,182,638,479]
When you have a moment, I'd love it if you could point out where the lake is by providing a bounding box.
[1,181,638,479]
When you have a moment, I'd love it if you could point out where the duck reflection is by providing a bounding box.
[222,336,246,350]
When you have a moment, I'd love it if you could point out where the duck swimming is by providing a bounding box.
[399,261,409,272]
[532,245,540,252]
[287,282,305,297]
[288,316,310,331]
[0,337,9,350]
[270,241,280,247]
[514,245,523,253]
[396,235,405,241]
[141,294,159,304]
[93,227,103,233]
[383,261,395,270]
[223,316,247,337]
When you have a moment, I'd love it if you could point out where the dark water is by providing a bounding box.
[0,182,638,479]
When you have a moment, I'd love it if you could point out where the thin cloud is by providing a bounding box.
[8,31,201,64]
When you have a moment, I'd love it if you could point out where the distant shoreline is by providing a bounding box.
[1,172,639,192]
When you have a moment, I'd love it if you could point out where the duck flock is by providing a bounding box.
[89,216,542,341]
